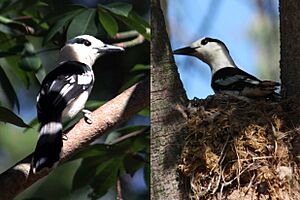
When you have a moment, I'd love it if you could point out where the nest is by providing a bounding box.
[178,94,300,199]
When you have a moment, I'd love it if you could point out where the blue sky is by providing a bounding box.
[168,0,274,99]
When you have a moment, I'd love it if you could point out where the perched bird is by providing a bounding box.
[33,35,124,173]
[173,37,280,99]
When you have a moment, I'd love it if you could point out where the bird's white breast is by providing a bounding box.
[62,91,90,119]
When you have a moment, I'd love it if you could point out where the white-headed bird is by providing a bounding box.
[173,37,280,99]
[33,35,124,173]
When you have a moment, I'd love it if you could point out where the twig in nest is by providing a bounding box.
[221,163,254,187]
[212,136,230,194]
[175,103,189,119]
[212,169,221,194]
[274,140,278,157]
[245,173,256,196]
[234,143,241,191]
[218,135,230,166]
[204,175,215,195]
[228,155,277,163]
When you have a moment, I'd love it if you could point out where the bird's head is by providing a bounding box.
[59,35,124,67]
[173,37,235,72]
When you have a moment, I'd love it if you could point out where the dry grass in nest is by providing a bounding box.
[178,94,299,199]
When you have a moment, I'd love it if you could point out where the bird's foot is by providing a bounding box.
[62,133,68,141]
[82,109,93,124]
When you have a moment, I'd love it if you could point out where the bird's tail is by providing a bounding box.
[260,81,281,100]
[33,121,63,173]
[260,80,280,89]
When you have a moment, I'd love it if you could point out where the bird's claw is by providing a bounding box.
[82,109,93,124]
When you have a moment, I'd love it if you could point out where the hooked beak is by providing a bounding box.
[96,44,124,54]
[173,46,197,56]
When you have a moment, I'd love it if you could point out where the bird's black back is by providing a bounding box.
[211,67,260,92]
[37,61,94,122]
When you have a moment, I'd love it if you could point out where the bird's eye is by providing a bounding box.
[84,40,91,46]
[201,39,208,45]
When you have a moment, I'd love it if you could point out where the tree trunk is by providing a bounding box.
[280,1,300,125]
[150,0,188,199]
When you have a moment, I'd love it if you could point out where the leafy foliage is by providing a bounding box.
[72,126,149,199]
[0,106,29,127]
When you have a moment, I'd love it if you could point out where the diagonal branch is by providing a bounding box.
[0,78,149,200]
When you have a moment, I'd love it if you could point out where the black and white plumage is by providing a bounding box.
[173,37,280,99]
[33,35,124,173]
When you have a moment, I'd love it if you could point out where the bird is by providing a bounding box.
[33,35,124,173]
[173,37,280,99]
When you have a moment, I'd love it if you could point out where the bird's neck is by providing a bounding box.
[205,49,236,75]
[58,46,94,68]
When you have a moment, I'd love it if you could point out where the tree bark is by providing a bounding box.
[0,78,149,200]
[280,1,300,124]
[151,0,188,199]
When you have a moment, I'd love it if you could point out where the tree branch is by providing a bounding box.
[112,30,140,40]
[109,127,149,145]
[0,78,149,200]
[113,34,146,48]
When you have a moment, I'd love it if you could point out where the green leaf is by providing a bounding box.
[129,11,150,29]
[0,24,14,35]
[105,131,122,144]
[85,100,105,110]
[0,16,14,24]
[24,117,38,132]
[0,65,20,111]
[98,10,118,37]
[130,64,150,72]
[67,9,97,40]
[138,106,150,116]
[0,44,24,58]
[99,3,150,40]
[20,55,41,72]
[72,151,121,192]
[128,133,149,153]
[72,157,100,191]
[123,154,144,176]
[89,158,121,199]
[4,56,31,88]
[99,2,132,17]
[20,43,41,72]
[119,73,145,91]
[0,15,34,35]
[0,106,29,128]
[44,8,84,43]
[72,144,112,160]
[116,11,150,41]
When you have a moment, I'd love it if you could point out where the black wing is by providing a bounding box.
[37,61,94,122]
[211,67,262,92]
